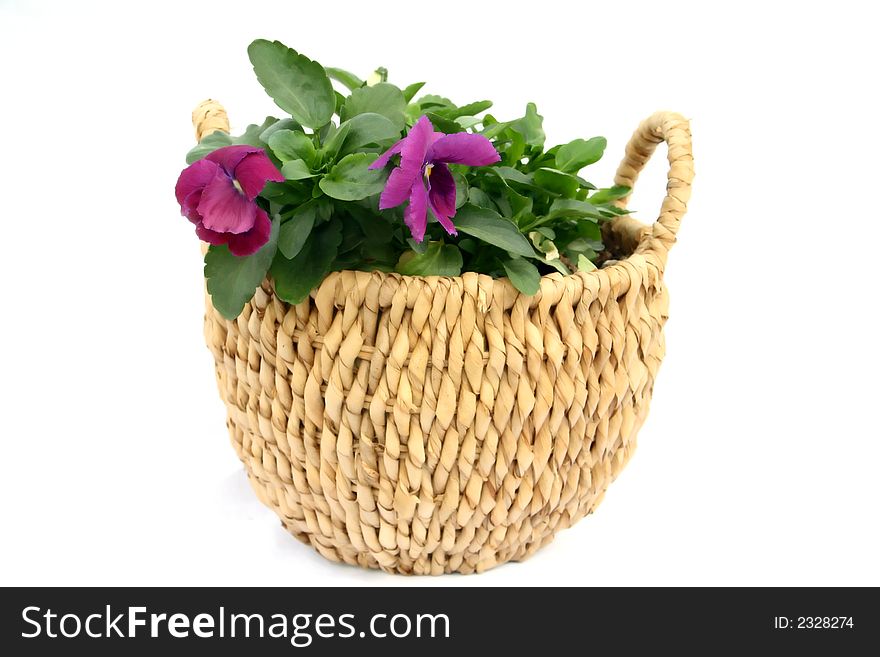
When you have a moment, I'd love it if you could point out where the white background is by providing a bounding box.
[1,0,878,587]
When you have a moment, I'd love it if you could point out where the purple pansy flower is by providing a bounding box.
[369,116,500,242]
[175,145,284,256]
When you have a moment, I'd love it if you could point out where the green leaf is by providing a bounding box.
[574,220,603,242]
[406,237,429,254]
[271,218,342,304]
[452,205,536,258]
[267,129,317,165]
[577,254,597,272]
[566,238,601,253]
[488,169,542,217]
[343,203,392,244]
[325,66,364,90]
[416,94,453,109]
[555,137,607,173]
[318,153,386,200]
[491,166,537,189]
[337,113,400,155]
[277,203,320,259]
[436,100,493,119]
[467,187,498,211]
[317,121,352,162]
[574,175,597,191]
[188,119,286,164]
[402,81,426,102]
[396,242,463,276]
[457,238,477,254]
[542,257,571,275]
[259,118,302,143]
[186,131,232,164]
[247,39,335,129]
[236,117,279,147]
[588,185,631,204]
[260,182,311,206]
[280,159,317,180]
[456,116,481,130]
[453,171,469,209]
[500,128,526,167]
[547,198,602,220]
[342,82,406,131]
[204,215,279,320]
[481,119,514,140]
[598,204,632,217]
[533,167,579,198]
[511,102,545,147]
[337,218,365,255]
[424,112,464,134]
[502,257,541,295]
[454,100,493,116]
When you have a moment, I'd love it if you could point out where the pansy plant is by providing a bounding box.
[177,39,631,319]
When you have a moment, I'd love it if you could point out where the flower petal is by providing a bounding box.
[428,132,500,166]
[182,189,205,224]
[404,179,429,243]
[175,158,220,206]
[368,138,404,170]
[206,145,263,175]
[399,115,434,172]
[197,169,257,234]
[227,208,273,256]
[427,163,458,236]
[427,162,456,218]
[379,166,420,209]
[234,151,284,200]
[195,222,230,246]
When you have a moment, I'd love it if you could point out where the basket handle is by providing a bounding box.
[193,99,230,141]
[613,111,693,258]
[192,100,230,256]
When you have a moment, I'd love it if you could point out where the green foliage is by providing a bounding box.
[453,206,536,258]
[188,39,632,318]
[396,242,463,276]
[556,137,607,173]
[325,67,364,91]
[588,185,631,204]
[267,130,317,165]
[278,198,329,258]
[318,153,387,200]
[204,216,279,320]
[502,257,541,294]
[512,102,545,147]
[341,82,407,131]
[401,82,425,102]
[186,132,233,164]
[247,40,335,128]
[280,159,317,180]
[271,218,342,304]
[335,113,400,155]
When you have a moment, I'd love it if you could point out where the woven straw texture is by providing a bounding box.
[194,99,693,574]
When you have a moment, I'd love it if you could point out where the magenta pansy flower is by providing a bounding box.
[369,116,500,242]
[175,145,284,256]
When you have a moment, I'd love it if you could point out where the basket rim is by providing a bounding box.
[260,231,664,312]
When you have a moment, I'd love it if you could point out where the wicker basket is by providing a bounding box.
[193,100,693,574]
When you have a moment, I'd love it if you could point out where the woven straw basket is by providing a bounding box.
[193,100,693,574]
